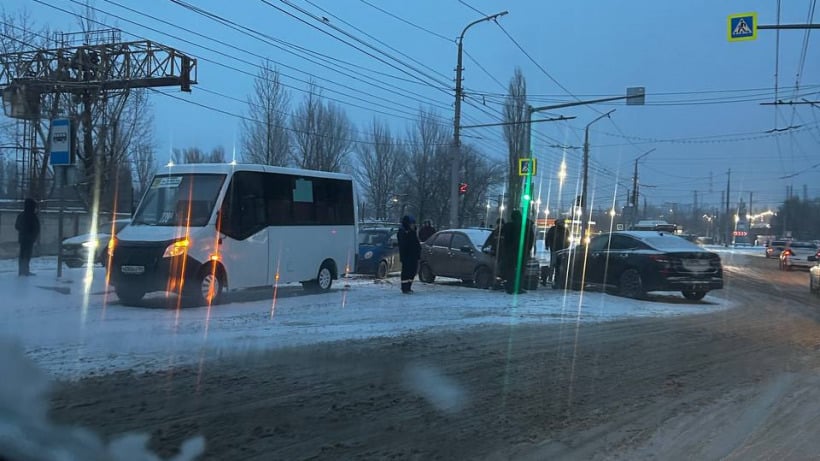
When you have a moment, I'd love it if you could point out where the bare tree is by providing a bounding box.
[402,107,451,226]
[208,146,226,163]
[242,60,290,166]
[0,9,55,200]
[290,83,354,172]
[503,67,528,214]
[173,146,226,164]
[458,144,505,226]
[355,119,406,220]
[132,143,156,196]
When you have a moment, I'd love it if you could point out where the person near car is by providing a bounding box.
[15,198,40,276]
[418,220,436,242]
[483,218,505,290]
[545,219,569,282]
[398,215,421,294]
[500,210,533,294]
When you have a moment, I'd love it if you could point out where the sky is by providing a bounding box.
[2,0,819,214]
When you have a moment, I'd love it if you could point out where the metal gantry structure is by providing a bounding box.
[0,28,197,199]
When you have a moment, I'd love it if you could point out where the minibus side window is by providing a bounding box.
[220,172,267,240]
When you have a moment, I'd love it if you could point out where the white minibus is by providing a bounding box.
[108,163,358,305]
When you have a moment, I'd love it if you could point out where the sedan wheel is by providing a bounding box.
[682,290,707,301]
[618,268,645,299]
[474,266,493,289]
[419,263,435,283]
[376,260,388,279]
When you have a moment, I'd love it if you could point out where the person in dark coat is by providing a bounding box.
[417,220,436,242]
[500,210,531,294]
[483,218,505,290]
[545,219,569,282]
[397,215,421,294]
[15,198,40,276]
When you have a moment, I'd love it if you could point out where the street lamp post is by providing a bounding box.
[451,10,508,229]
[581,109,616,237]
[631,148,656,228]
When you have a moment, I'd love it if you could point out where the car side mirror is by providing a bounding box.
[460,245,473,253]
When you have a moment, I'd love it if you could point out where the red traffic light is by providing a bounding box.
[459,183,468,194]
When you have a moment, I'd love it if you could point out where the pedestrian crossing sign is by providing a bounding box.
[728,12,757,42]
[519,158,536,176]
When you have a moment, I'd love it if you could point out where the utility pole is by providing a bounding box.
[725,169,731,246]
[631,148,655,228]
[451,11,508,229]
[749,191,753,221]
[581,109,616,237]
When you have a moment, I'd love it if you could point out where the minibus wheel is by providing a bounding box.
[186,264,225,306]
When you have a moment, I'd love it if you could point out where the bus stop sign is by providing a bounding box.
[49,118,72,165]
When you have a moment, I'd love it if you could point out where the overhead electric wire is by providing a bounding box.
[358,0,453,42]
[33,0,459,129]
[259,0,454,95]
[105,0,453,112]
[300,0,454,85]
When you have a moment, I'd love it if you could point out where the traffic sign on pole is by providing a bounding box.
[518,158,536,176]
[728,12,757,41]
[49,118,72,165]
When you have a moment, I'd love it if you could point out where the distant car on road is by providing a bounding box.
[765,240,788,258]
[778,241,820,271]
[61,219,130,268]
[356,227,400,279]
[418,229,496,289]
[552,231,723,300]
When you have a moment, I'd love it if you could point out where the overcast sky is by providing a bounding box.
[3,0,819,213]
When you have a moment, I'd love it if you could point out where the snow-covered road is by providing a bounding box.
[0,258,730,380]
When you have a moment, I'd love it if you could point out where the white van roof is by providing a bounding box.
[154,163,354,181]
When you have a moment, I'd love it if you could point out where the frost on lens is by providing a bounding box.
[0,339,205,461]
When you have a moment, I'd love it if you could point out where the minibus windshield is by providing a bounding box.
[132,174,226,227]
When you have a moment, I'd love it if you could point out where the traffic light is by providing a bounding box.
[459,183,468,195]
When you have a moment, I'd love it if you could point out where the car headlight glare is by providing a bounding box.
[163,239,191,258]
[81,240,100,248]
[363,250,373,259]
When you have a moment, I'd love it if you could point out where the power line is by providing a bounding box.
[260,0,453,93]
[32,0,449,125]
[358,0,454,42]
[105,0,453,111]
[300,0,453,84]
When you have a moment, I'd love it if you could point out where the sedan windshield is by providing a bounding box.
[132,174,225,227]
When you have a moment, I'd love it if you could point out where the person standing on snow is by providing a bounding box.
[397,215,421,294]
[500,210,530,294]
[417,220,436,242]
[15,198,40,276]
[545,219,569,282]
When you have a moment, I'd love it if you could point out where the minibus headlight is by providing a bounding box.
[163,239,191,258]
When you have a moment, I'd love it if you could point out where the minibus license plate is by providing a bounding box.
[121,265,145,275]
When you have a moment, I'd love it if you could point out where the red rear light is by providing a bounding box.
[649,254,672,271]
[783,249,793,256]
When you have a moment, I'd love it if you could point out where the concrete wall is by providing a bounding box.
[0,208,127,258]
